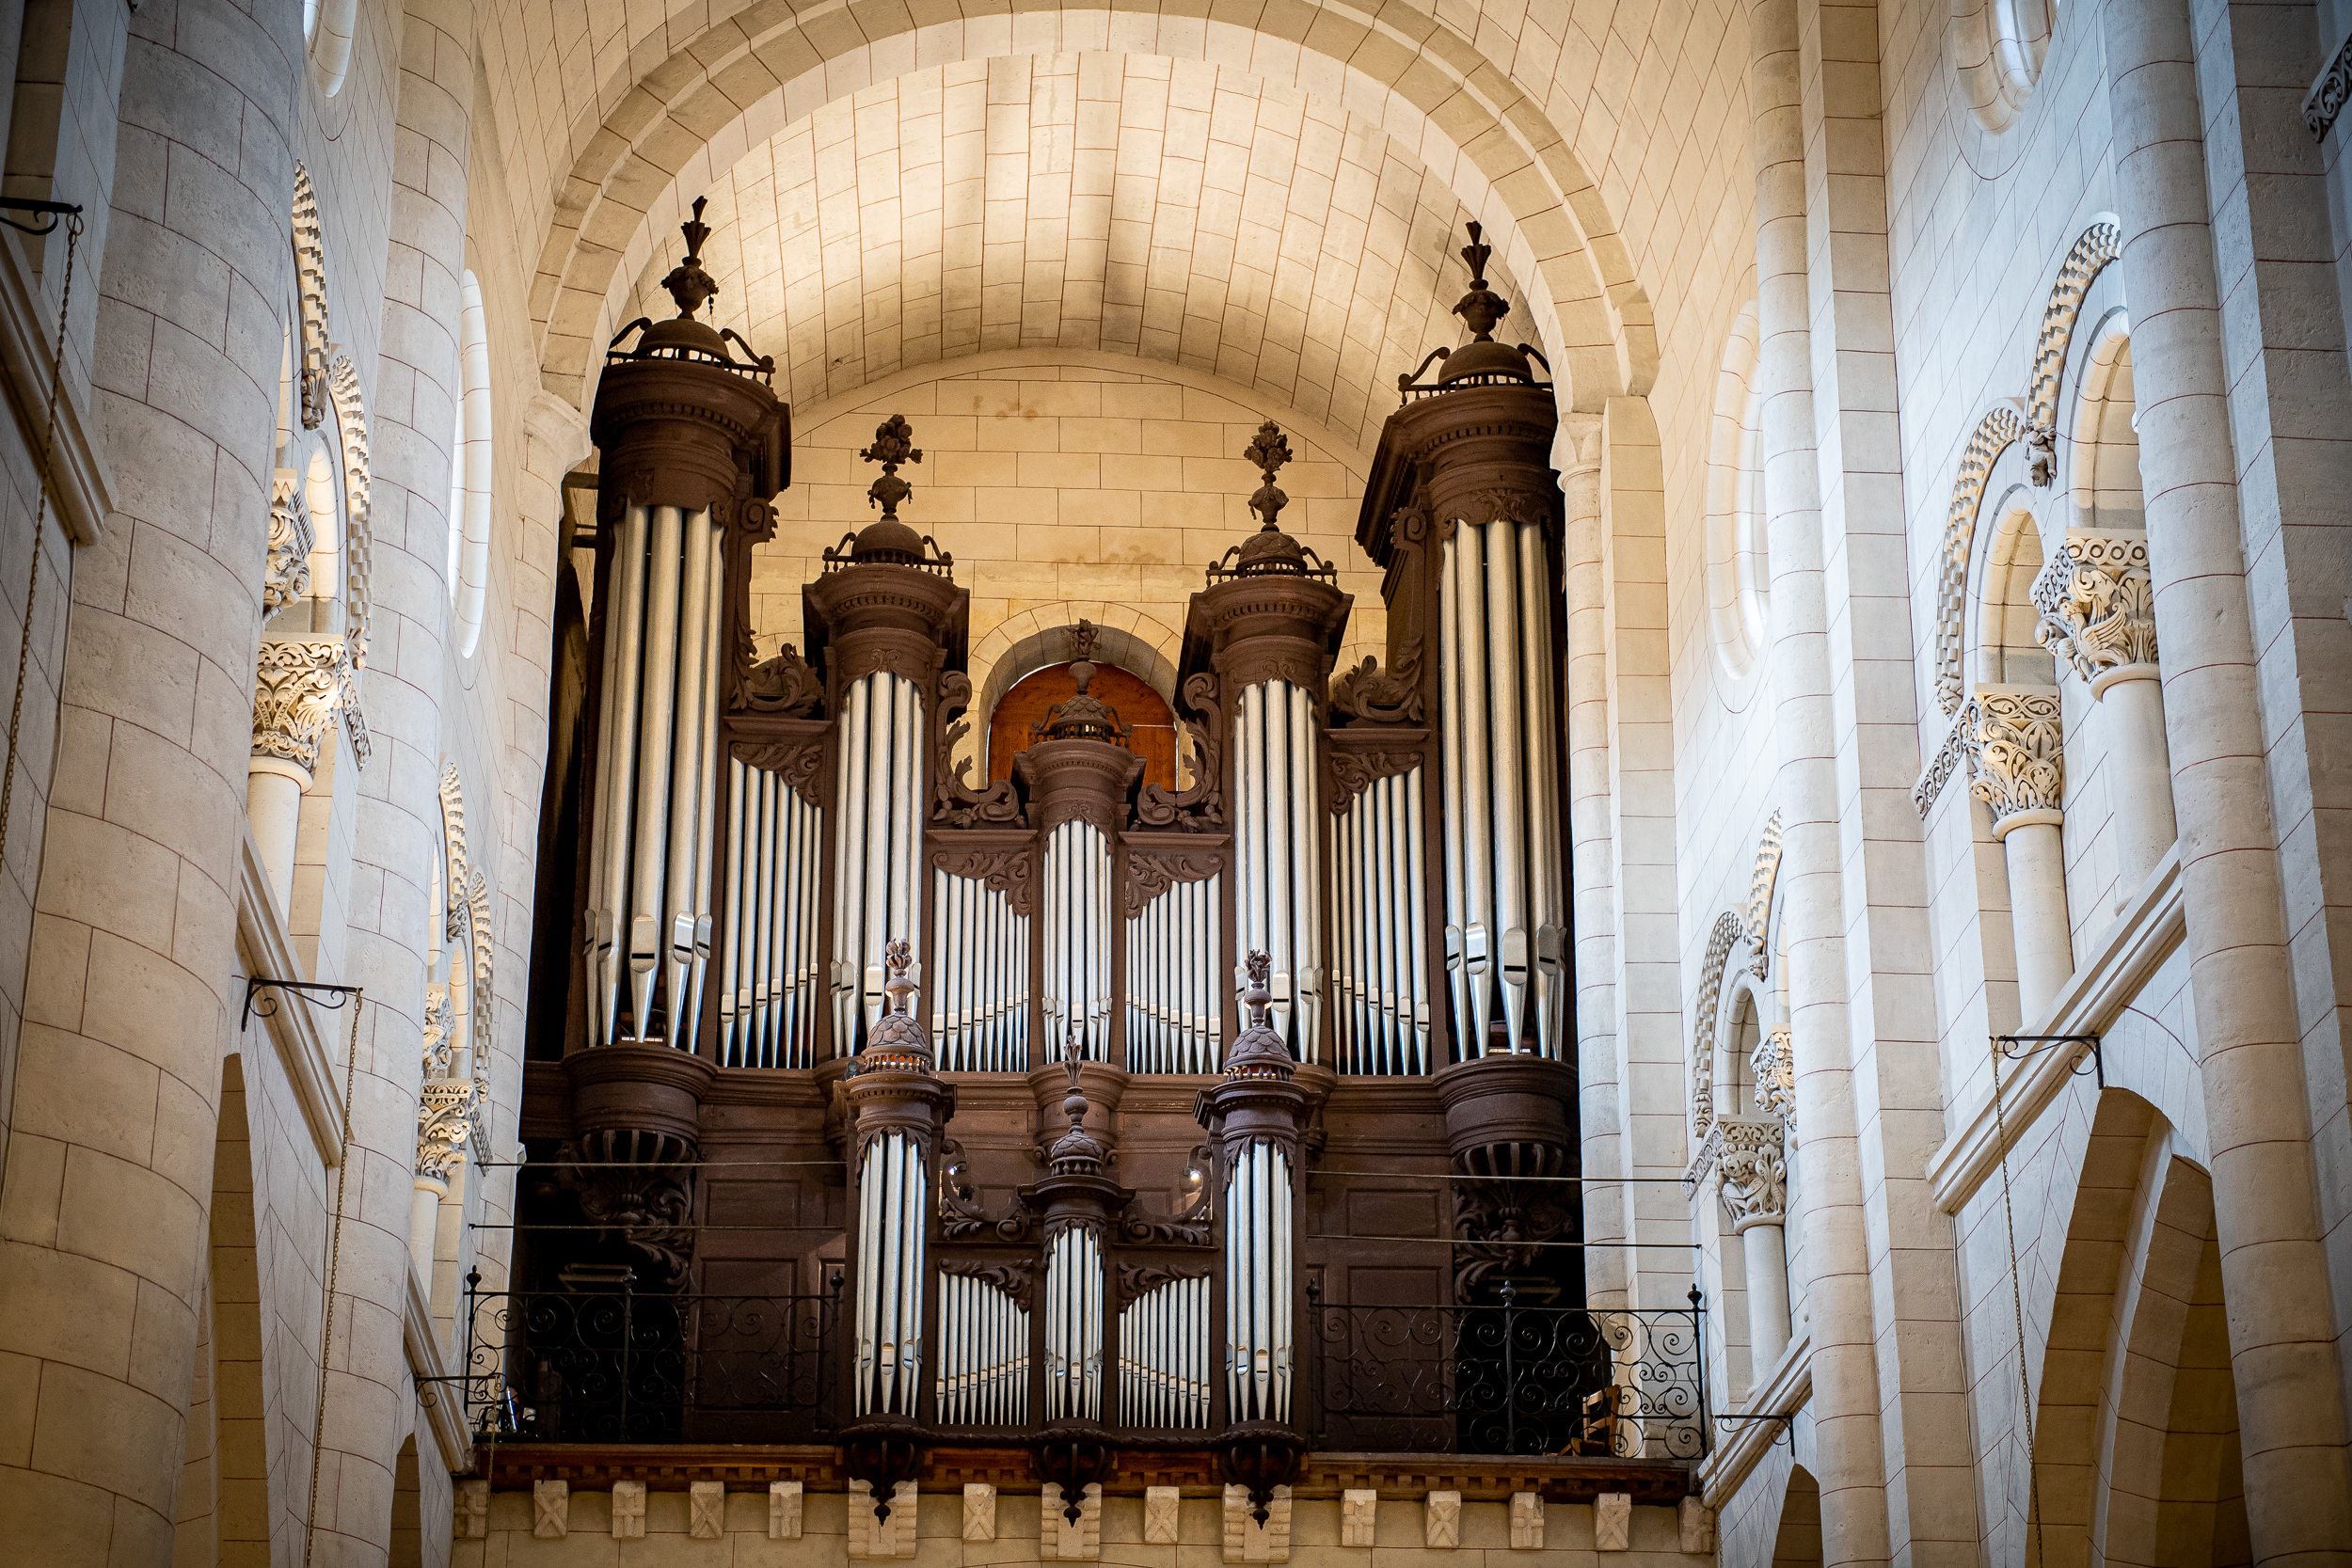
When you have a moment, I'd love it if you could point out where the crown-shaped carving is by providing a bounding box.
[1222,950,1295,1080]
[860,940,934,1069]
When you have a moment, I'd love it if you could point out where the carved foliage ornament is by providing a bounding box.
[1717,1119,1788,1232]
[2032,532,2156,684]
[252,638,354,776]
[735,733,826,806]
[1962,688,2065,829]
[1752,1023,1796,1134]
[737,638,822,715]
[2308,28,2352,139]
[933,669,1025,828]
[1327,747,1419,810]
[934,847,1034,917]
[1135,671,1224,832]
[1327,651,1422,724]
[1124,847,1221,919]
[264,468,313,610]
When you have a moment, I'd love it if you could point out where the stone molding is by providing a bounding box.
[293,162,330,429]
[263,467,312,610]
[2025,223,2124,462]
[403,1262,471,1469]
[1960,685,2064,833]
[0,222,115,545]
[1688,814,1786,1147]
[326,355,374,669]
[2033,531,2156,688]
[233,821,345,1164]
[1928,844,2184,1214]
[1716,1118,1788,1232]
[1914,714,1970,816]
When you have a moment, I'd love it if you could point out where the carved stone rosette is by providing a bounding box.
[1714,1117,1788,1233]
[2032,531,2157,691]
[251,635,356,780]
[264,468,313,610]
[1961,686,2064,833]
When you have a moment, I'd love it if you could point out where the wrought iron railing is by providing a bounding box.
[461,1284,840,1444]
[1308,1290,1708,1458]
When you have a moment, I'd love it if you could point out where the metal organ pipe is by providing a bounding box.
[1043,1227,1105,1420]
[1331,767,1432,1075]
[581,503,732,1047]
[930,870,1028,1072]
[830,672,925,1053]
[1123,873,1220,1073]
[1223,1140,1293,1422]
[1042,821,1111,1061]
[717,762,822,1069]
[1437,517,1566,1060]
[1232,681,1322,1061]
[935,1275,1028,1426]
[1118,1275,1208,1428]
[853,1130,929,1417]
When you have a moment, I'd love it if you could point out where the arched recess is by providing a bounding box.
[387,1435,423,1568]
[449,269,495,658]
[1949,0,2054,133]
[1969,488,2058,691]
[1771,1465,1823,1568]
[2066,309,2142,533]
[990,661,1178,790]
[520,1,1654,412]
[1704,297,1769,685]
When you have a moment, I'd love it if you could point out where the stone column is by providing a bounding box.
[247,637,354,911]
[0,0,292,1554]
[1718,1117,1791,1371]
[2032,531,2173,894]
[1747,0,1891,1560]
[1960,687,2071,1020]
[2102,0,2352,1546]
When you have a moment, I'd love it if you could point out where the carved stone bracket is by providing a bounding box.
[252,635,361,778]
[2032,532,2156,689]
[1961,686,2064,832]
[264,468,313,610]
[1715,1118,1788,1232]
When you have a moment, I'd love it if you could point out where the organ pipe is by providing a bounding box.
[832,670,927,1053]
[1124,872,1220,1074]
[1232,681,1322,1059]
[1118,1275,1209,1429]
[720,758,823,1068]
[1224,1138,1294,1422]
[583,502,729,1046]
[935,1275,1028,1425]
[1439,517,1566,1059]
[853,1129,928,1417]
[1041,820,1113,1061]
[1043,1226,1106,1420]
[931,869,1029,1071]
[1332,767,1428,1073]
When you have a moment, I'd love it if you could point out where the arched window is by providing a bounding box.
[307,0,357,95]
[1952,0,2055,132]
[1706,300,1769,680]
[448,269,493,657]
[987,661,1177,789]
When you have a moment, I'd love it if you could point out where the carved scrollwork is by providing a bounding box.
[736,639,822,716]
[1452,1176,1572,1297]
[1327,747,1420,810]
[933,846,1034,917]
[252,637,355,778]
[734,734,826,806]
[1327,653,1422,725]
[1716,1119,1788,1232]
[417,1078,479,1181]
[932,669,1025,828]
[2032,533,2156,686]
[1123,847,1222,919]
[1134,672,1225,831]
[1115,1261,1211,1307]
[561,1148,698,1289]
[1962,688,2064,831]
[264,468,313,610]
[940,1256,1039,1311]
[938,1138,1031,1242]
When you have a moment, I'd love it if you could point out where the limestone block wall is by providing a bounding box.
[453,1487,1714,1568]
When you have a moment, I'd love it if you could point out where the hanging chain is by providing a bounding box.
[304,993,365,1568]
[1990,1043,2047,1568]
[0,213,81,885]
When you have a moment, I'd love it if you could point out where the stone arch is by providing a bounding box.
[292,162,329,428]
[1704,295,1769,684]
[326,356,374,679]
[521,2,1651,412]
[1970,484,2058,690]
[1932,403,2026,713]
[388,1433,424,1568]
[2064,308,2142,533]
[1689,811,1788,1145]
[1770,1464,1823,1568]
[2027,220,2124,440]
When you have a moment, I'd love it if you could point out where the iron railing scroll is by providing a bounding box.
[461,1275,841,1444]
[1308,1286,1708,1459]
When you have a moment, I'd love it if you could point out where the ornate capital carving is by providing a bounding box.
[1961,686,2064,832]
[2032,532,2156,688]
[252,636,356,778]
[1753,1023,1795,1135]
[264,468,313,610]
[1716,1118,1788,1231]
[417,1077,481,1181]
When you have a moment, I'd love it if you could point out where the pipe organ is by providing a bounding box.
[530,213,1594,1510]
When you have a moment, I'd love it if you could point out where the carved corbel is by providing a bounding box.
[2032,532,2157,692]
[1960,687,2064,834]
[1715,1118,1788,1232]
[1327,652,1422,724]
[417,1078,479,1182]
[263,468,313,610]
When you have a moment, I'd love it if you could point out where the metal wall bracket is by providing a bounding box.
[0,198,83,237]
[1994,1032,2103,1088]
[243,975,364,1034]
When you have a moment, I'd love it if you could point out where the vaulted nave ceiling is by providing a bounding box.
[481,0,1754,419]
[612,54,1536,452]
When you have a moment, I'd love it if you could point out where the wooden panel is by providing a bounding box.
[987,662,1176,790]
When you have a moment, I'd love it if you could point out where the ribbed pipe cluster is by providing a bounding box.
[1118,1275,1210,1428]
[1438,521,1566,1058]
[587,502,725,1046]
[720,758,822,1067]
[1332,766,1429,1073]
[934,1274,1029,1426]
[1124,873,1221,1073]
[853,1132,928,1416]
[1232,681,1322,1058]
[1224,1140,1293,1421]
[832,671,926,1053]
[1041,820,1113,1060]
[1042,1225,1105,1420]
[930,870,1031,1071]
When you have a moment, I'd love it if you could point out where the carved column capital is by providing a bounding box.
[1715,1117,1788,1232]
[1752,1023,1795,1135]
[251,636,356,780]
[264,467,313,611]
[417,1077,481,1180]
[1961,685,2064,835]
[2033,531,2157,691]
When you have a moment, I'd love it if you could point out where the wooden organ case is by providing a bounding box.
[507,215,1691,1513]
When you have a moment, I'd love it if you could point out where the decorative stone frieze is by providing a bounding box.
[1717,1118,1788,1232]
[691,1481,725,1539]
[1932,405,2026,714]
[293,163,330,429]
[2308,27,2352,138]
[1960,686,2065,833]
[1424,1491,1461,1547]
[326,356,373,670]
[1509,1491,1544,1548]
[1744,810,1782,973]
[612,1480,646,1539]
[251,636,356,780]
[2033,532,2156,689]
[263,468,312,610]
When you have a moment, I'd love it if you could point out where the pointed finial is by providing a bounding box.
[659,196,723,319]
[861,414,924,520]
[1243,949,1272,1030]
[1068,620,1101,693]
[1062,1057,1089,1130]
[1243,420,1294,533]
[1452,220,1510,342]
[882,939,914,1014]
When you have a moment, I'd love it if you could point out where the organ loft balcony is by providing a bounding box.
[487,212,1708,1521]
